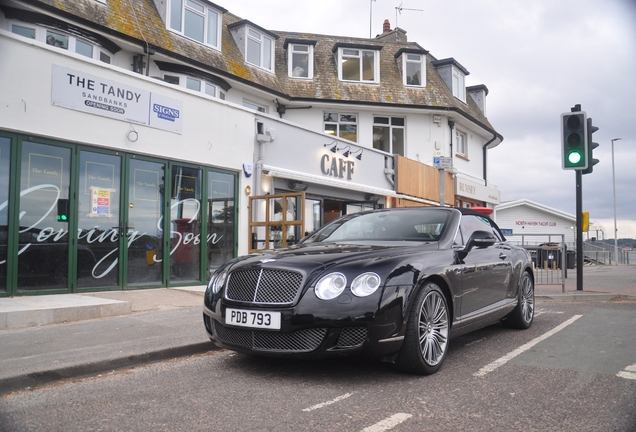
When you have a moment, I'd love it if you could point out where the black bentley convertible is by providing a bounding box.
[203,207,534,375]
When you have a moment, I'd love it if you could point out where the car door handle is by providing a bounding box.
[499,253,507,260]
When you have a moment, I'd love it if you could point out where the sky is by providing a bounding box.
[227,0,636,239]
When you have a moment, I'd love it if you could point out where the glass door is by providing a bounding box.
[77,150,122,288]
[126,158,166,286]
[17,140,72,292]
[169,165,202,283]
[0,137,11,293]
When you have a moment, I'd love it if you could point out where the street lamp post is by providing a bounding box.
[611,137,622,265]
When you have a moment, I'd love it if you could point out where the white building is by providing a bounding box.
[0,0,504,296]
[493,199,576,245]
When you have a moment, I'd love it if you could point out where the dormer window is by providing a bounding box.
[452,67,466,102]
[432,58,470,103]
[405,54,423,86]
[228,20,278,73]
[395,48,427,87]
[168,0,222,49]
[285,40,315,79]
[334,44,381,83]
[247,28,274,71]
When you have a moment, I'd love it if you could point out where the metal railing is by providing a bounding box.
[509,234,566,293]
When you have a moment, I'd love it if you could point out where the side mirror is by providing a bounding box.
[467,230,496,250]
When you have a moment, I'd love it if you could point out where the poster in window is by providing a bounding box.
[173,174,197,200]
[85,161,115,194]
[133,169,159,202]
[89,186,115,218]
[211,180,231,198]
[27,153,64,189]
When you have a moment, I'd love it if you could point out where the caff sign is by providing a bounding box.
[320,154,355,180]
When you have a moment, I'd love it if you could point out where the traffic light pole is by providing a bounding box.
[576,169,583,291]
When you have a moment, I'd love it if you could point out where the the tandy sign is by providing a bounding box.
[51,65,182,133]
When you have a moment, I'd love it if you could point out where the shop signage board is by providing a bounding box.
[51,64,183,134]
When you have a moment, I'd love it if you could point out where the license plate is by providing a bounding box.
[225,308,281,330]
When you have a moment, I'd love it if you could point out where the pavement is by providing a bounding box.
[1,265,635,395]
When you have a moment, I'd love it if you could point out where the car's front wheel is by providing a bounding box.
[394,282,449,375]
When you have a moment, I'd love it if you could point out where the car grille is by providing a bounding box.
[213,320,326,352]
[336,327,367,348]
[225,268,304,305]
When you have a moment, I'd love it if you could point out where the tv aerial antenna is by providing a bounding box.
[395,3,423,29]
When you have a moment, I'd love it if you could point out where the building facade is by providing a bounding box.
[0,0,503,296]
[493,199,577,246]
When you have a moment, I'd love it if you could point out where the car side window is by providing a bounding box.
[457,215,501,246]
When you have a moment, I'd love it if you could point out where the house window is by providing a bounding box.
[164,74,226,100]
[289,44,313,78]
[46,30,69,49]
[404,54,424,86]
[10,23,112,64]
[243,100,267,113]
[338,48,378,83]
[247,28,274,71]
[456,130,467,156]
[11,24,36,39]
[169,0,221,48]
[373,116,405,156]
[452,67,466,101]
[324,113,358,142]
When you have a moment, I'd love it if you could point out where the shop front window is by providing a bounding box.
[207,171,235,274]
[127,159,165,285]
[170,166,202,282]
[77,151,122,288]
[0,137,10,293]
[18,141,71,291]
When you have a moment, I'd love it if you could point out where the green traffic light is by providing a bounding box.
[567,151,582,165]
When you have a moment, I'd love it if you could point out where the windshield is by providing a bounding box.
[304,209,450,243]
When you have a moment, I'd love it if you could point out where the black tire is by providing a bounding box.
[501,271,534,329]
[394,282,450,375]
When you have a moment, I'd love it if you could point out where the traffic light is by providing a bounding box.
[582,117,599,175]
[561,111,588,170]
[582,211,589,232]
[56,198,69,222]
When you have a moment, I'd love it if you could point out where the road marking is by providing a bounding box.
[465,337,487,347]
[360,413,412,432]
[617,371,636,380]
[618,363,636,380]
[302,393,353,412]
[534,309,564,317]
[473,314,583,377]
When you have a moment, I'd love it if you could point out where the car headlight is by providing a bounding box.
[350,272,381,297]
[315,272,347,300]
[210,270,228,294]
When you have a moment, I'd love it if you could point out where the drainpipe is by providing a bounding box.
[481,133,499,186]
[448,119,455,159]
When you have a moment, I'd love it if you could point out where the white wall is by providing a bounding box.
[494,205,575,245]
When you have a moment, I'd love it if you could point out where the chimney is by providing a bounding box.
[383,19,391,33]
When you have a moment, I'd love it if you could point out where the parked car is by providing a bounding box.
[203,207,534,375]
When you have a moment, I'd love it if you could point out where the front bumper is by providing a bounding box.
[202,289,406,360]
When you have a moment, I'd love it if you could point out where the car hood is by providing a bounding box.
[229,241,441,272]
